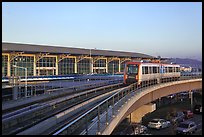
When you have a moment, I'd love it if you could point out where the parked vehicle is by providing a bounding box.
[176,121,197,135]
[131,123,148,135]
[147,118,171,129]
[170,111,185,124]
[183,110,193,119]
[166,94,176,99]
[177,91,189,100]
[193,104,202,114]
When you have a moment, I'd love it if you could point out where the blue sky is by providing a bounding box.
[2,2,202,61]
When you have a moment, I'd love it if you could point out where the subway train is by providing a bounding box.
[123,61,180,85]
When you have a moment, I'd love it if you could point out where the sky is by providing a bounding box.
[2,2,202,61]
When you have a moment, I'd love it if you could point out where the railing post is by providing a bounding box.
[112,96,115,117]
[106,100,109,126]
[97,106,101,135]
[118,92,119,102]
[86,116,88,135]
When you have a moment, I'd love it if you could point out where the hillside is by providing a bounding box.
[168,58,202,69]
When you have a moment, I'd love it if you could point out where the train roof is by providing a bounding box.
[126,61,180,66]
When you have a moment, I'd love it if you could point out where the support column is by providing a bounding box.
[118,59,121,72]
[90,57,93,74]
[33,55,36,76]
[74,58,77,73]
[105,58,108,73]
[55,56,58,75]
[127,103,156,123]
[158,97,161,108]
[7,54,11,77]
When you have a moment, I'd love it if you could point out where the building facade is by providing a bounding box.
[2,42,154,77]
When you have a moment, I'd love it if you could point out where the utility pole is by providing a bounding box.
[13,65,28,98]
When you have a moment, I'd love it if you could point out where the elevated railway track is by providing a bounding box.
[2,82,125,135]
[2,73,202,135]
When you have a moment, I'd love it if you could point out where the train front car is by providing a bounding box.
[123,62,140,85]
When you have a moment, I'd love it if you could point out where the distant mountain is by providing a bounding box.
[167,58,202,69]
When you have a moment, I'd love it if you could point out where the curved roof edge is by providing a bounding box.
[2,42,154,59]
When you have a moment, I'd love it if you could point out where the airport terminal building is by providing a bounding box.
[2,42,154,77]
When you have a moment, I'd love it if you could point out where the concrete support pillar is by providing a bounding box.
[158,97,161,108]
[127,103,156,123]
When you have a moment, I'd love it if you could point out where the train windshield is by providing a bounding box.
[127,64,138,74]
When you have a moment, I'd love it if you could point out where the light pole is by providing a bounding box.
[190,90,193,110]
[13,65,28,98]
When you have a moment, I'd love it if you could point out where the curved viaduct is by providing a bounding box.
[102,78,202,135]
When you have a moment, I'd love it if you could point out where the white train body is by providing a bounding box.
[124,61,180,85]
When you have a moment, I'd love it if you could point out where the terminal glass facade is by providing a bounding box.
[10,56,34,77]
[108,60,119,74]
[36,57,56,76]
[77,58,91,74]
[2,55,8,77]
[93,59,106,74]
[36,57,56,67]
[58,58,75,75]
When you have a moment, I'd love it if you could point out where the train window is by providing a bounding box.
[127,64,138,74]
[145,66,148,74]
[169,67,173,73]
[153,67,157,73]
[142,67,145,74]
[165,67,168,73]
[176,67,180,72]
[149,67,152,74]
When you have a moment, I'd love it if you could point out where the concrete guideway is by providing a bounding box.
[2,82,124,135]
[101,79,202,135]
[16,85,129,135]
[52,76,201,135]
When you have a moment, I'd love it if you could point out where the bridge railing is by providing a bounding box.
[53,73,202,135]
